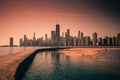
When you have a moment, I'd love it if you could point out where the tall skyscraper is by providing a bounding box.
[77,31,81,46]
[93,32,98,46]
[65,29,70,46]
[56,24,60,42]
[10,37,13,47]
[51,31,56,42]
[19,38,23,46]
[32,33,36,46]
[118,33,120,46]
[33,33,36,41]
[98,38,102,46]
[84,36,90,46]
[103,36,109,46]
[81,32,83,39]
[78,30,80,39]
[45,34,48,41]
[112,36,117,46]
[108,37,113,46]
[24,35,27,46]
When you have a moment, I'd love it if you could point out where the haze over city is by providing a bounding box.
[0,0,120,45]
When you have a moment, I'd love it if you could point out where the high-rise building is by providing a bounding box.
[51,31,56,42]
[65,29,70,46]
[98,38,102,46]
[118,33,120,46]
[78,31,81,46]
[73,37,77,46]
[45,34,48,41]
[78,30,80,39]
[80,32,84,46]
[93,32,97,46]
[108,37,113,46]
[10,37,13,47]
[19,38,23,46]
[33,33,36,41]
[81,37,85,46]
[103,36,109,46]
[81,32,83,39]
[84,36,90,46]
[56,24,60,42]
[32,33,37,46]
[112,36,117,46]
[23,35,27,46]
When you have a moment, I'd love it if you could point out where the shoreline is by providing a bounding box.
[0,49,36,80]
[0,47,120,80]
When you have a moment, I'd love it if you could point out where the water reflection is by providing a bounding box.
[23,50,120,80]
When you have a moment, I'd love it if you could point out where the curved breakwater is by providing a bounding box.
[14,47,120,80]
[14,47,67,80]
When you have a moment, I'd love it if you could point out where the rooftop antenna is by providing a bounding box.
[56,18,59,25]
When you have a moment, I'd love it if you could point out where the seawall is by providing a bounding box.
[14,47,67,80]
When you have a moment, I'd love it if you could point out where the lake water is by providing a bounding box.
[0,47,46,56]
[23,50,120,80]
[0,47,29,56]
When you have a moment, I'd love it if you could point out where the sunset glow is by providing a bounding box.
[0,0,120,45]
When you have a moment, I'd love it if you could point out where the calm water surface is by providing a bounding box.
[23,50,120,80]
[0,47,45,56]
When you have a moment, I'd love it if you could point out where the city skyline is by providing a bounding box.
[0,23,120,46]
[6,24,120,47]
[0,0,120,45]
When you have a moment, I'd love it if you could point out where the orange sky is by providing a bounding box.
[0,0,120,45]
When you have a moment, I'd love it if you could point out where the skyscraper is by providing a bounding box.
[84,36,90,46]
[78,30,80,39]
[10,37,13,47]
[45,34,48,41]
[51,31,56,42]
[32,33,36,46]
[23,35,27,46]
[78,30,81,46]
[118,33,120,46]
[81,32,83,39]
[98,38,102,46]
[19,38,23,46]
[93,32,98,46]
[33,33,36,41]
[56,24,60,42]
[65,29,70,46]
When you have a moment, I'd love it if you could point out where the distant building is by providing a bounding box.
[98,38,102,46]
[51,31,56,43]
[19,38,23,46]
[78,31,81,46]
[93,32,97,46]
[10,37,13,47]
[32,33,37,46]
[65,29,70,46]
[118,33,120,46]
[56,24,60,42]
[84,36,90,46]
[78,30,80,39]
[80,32,84,46]
[73,37,77,46]
[23,35,27,46]
[45,34,48,41]
[108,37,113,46]
[81,37,85,46]
[112,36,117,46]
[103,36,109,46]
[81,32,83,39]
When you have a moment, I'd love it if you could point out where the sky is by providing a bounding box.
[0,0,120,45]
